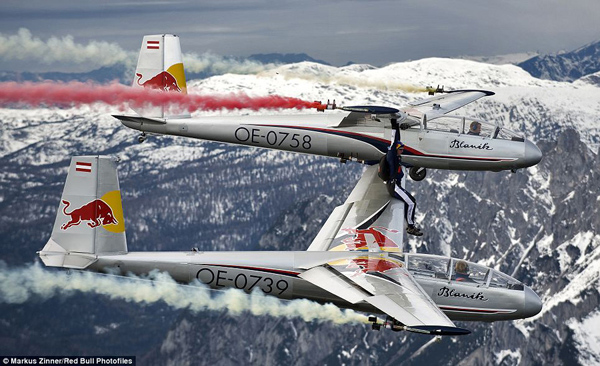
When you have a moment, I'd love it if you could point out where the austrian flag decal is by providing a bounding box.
[75,161,92,173]
[147,40,159,50]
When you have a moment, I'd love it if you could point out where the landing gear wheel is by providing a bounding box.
[137,132,147,144]
[372,323,381,331]
[409,167,426,181]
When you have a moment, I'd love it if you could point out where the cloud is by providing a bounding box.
[0,28,277,76]
[0,28,134,70]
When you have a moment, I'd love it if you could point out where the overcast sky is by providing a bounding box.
[1,0,599,72]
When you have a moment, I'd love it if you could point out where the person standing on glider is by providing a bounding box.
[386,119,423,236]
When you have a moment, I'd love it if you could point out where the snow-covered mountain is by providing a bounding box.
[518,40,600,82]
[460,52,539,66]
[248,52,331,65]
[1,57,599,365]
[0,64,131,84]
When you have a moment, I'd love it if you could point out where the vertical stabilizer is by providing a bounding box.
[39,156,127,269]
[132,34,190,119]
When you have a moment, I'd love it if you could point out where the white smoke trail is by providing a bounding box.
[0,28,134,70]
[0,262,367,325]
[183,52,278,75]
[262,68,429,93]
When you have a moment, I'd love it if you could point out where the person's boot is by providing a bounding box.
[406,225,423,236]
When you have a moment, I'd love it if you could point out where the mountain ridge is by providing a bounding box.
[518,40,600,82]
[3,37,600,86]
[248,52,331,65]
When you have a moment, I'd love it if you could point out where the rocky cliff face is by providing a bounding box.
[518,40,600,82]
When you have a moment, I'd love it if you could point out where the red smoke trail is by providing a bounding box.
[0,81,323,112]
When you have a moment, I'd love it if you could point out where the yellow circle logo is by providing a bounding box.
[100,190,125,233]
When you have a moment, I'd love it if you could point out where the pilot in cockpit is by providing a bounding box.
[453,260,474,282]
[467,121,482,135]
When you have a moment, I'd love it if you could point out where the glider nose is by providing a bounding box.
[522,140,543,167]
[523,286,542,318]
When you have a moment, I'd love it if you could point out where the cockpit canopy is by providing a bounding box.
[401,114,525,142]
[392,253,524,291]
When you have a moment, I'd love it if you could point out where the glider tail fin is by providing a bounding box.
[38,156,128,269]
[131,34,190,119]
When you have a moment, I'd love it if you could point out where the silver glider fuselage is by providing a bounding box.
[89,250,541,322]
[117,112,542,172]
[117,34,542,174]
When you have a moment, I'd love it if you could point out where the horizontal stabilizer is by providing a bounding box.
[112,114,167,125]
[38,239,97,269]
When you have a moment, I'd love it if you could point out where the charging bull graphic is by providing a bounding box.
[136,71,181,92]
[60,199,118,230]
[341,227,400,251]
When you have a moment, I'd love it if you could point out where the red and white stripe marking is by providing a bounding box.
[146,40,160,50]
[75,161,92,173]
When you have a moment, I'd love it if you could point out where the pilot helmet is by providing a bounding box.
[455,260,469,274]
[469,122,481,133]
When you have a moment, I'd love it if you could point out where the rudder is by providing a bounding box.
[38,156,127,269]
[132,34,190,119]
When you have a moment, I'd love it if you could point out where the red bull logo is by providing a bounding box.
[348,257,401,274]
[341,227,400,251]
[136,71,181,92]
[60,199,118,230]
